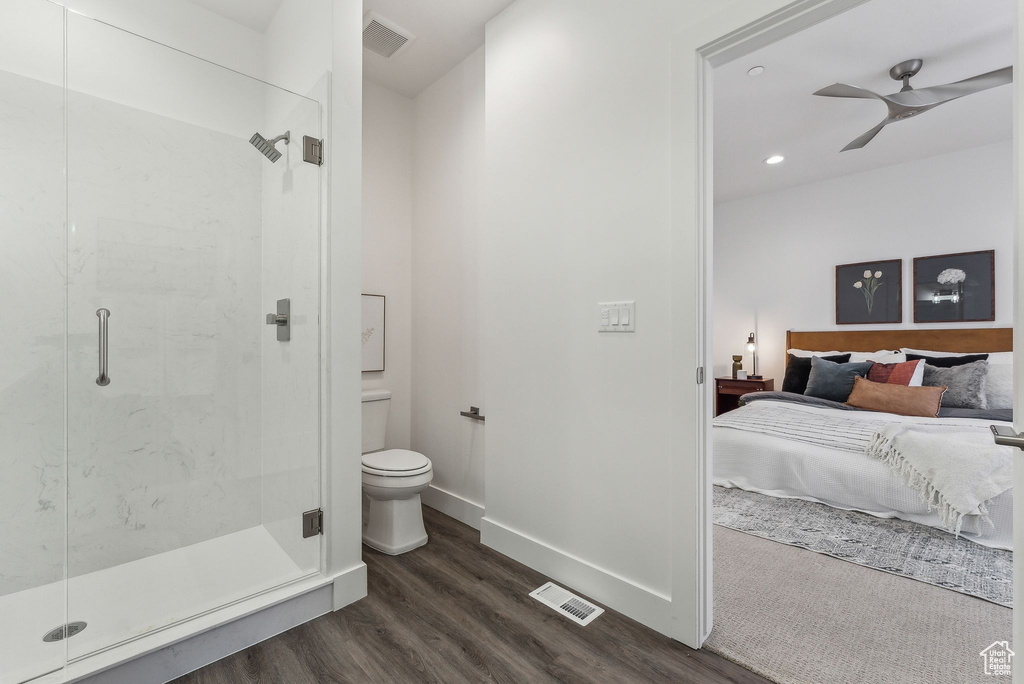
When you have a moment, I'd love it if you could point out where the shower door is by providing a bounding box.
[63,12,322,659]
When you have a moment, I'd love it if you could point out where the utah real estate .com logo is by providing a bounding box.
[981,641,1014,676]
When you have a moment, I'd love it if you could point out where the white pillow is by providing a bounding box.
[787,348,841,358]
[986,363,1014,409]
[848,351,907,364]
[788,348,905,363]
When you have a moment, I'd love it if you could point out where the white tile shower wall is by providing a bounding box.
[0,71,66,596]
[261,93,323,571]
[9,71,262,593]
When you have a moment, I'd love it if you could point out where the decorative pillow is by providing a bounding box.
[905,352,989,368]
[866,359,924,386]
[782,353,851,394]
[788,348,904,363]
[922,360,989,409]
[804,357,873,403]
[847,351,907,364]
[846,376,945,417]
[986,363,1014,410]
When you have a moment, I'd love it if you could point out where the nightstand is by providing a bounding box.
[715,377,774,417]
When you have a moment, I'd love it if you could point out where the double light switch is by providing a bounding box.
[598,301,635,332]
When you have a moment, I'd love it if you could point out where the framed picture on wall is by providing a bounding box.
[362,294,386,372]
[913,250,995,323]
[835,259,902,325]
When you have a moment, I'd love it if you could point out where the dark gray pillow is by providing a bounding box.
[804,357,873,403]
[923,360,989,409]
[782,353,851,394]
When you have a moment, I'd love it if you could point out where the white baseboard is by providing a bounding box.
[67,564,365,684]
[480,517,672,636]
[422,484,485,530]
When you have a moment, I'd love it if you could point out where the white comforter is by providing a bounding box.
[713,400,1013,550]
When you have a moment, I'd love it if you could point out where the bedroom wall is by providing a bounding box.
[362,82,414,450]
[410,47,486,528]
[713,141,1013,383]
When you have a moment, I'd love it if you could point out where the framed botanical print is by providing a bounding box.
[361,294,386,372]
[835,259,902,325]
[913,250,994,323]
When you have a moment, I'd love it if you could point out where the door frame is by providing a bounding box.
[667,0,1022,651]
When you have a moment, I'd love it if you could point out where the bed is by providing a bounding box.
[713,328,1014,550]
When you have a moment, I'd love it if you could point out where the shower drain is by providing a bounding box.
[42,622,87,643]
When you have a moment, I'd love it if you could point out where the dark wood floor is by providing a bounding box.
[175,508,766,683]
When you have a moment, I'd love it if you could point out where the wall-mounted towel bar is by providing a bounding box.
[460,406,485,422]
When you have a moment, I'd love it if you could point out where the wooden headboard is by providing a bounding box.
[786,328,1012,365]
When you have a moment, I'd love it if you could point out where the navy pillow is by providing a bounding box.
[804,356,873,403]
[905,353,989,368]
[782,353,851,394]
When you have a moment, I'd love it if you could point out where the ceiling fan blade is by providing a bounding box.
[841,119,891,152]
[888,66,1012,108]
[813,83,882,100]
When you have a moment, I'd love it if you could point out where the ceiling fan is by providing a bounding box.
[813,59,1012,152]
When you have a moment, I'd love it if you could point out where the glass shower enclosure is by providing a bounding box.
[0,3,323,682]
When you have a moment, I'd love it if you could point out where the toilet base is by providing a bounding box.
[363,493,428,555]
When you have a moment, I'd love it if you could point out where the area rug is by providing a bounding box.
[713,485,1012,607]
[705,526,1012,684]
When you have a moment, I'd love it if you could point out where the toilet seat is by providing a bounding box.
[362,449,432,477]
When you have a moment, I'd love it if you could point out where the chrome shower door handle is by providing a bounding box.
[96,308,110,386]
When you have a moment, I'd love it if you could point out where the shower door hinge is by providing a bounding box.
[302,508,323,538]
[303,136,324,166]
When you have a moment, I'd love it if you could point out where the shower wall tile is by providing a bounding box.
[0,68,267,596]
[64,87,265,581]
[0,72,66,596]
[260,94,323,571]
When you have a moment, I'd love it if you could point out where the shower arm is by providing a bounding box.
[268,132,290,146]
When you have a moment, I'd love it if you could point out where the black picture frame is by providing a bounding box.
[835,259,902,325]
[913,250,994,323]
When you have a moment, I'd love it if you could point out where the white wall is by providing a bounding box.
[713,141,1013,383]
[362,82,414,449]
[411,47,486,524]
[481,0,723,636]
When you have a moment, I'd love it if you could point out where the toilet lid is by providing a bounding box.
[362,449,431,474]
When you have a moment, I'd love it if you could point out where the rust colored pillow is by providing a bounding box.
[867,359,925,386]
[846,376,946,417]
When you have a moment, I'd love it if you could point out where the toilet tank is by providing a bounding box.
[361,390,391,454]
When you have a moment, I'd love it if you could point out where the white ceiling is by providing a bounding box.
[713,0,1013,203]
[186,0,285,33]
[362,0,515,98]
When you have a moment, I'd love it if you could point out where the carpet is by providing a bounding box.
[705,526,1013,684]
[713,485,1012,607]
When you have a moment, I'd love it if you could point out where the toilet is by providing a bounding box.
[361,390,433,554]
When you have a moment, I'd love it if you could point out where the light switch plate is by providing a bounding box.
[598,301,635,332]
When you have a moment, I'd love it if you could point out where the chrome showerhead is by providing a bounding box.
[249,131,290,163]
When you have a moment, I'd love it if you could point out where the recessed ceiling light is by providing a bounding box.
[764,155,785,165]
[747,66,765,77]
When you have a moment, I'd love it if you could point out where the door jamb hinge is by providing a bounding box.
[696,366,705,384]
[303,136,324,166]
[303,508,323,538]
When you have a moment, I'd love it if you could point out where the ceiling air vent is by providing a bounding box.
[363,12,414,59]
[529,582,604,626]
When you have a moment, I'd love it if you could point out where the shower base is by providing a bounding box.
[0,526,309,684]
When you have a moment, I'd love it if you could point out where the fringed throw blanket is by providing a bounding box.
[866,424,1013,535]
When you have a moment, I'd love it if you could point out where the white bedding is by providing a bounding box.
[713,402,1013,550]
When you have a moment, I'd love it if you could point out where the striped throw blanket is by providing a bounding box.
[713,401,887,452]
